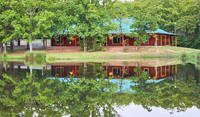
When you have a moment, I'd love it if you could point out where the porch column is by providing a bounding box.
[160,35,162,46]
[172,36,174,46]
[169,36,171,46]
[155,34,158,46]
[10,41,14,51]
[165,35,167,46]
[172,65,174,74]
[175,36,178,46]
[75,38,77,46]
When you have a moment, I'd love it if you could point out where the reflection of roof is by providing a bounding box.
[61,17,175,35]
[47,77,166,93]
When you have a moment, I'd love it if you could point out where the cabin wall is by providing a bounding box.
[107,35,156,46]
[51,35,80,46]
[51,34,176,47]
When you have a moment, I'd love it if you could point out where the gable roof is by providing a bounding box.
[109,17,176,35]
[60,17,176,35]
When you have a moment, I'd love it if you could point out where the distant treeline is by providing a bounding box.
[123,0,200,48]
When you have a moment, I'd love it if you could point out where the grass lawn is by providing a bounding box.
[0,46,200,63]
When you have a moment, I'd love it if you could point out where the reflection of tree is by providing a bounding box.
[131,68,149,86]
[130,64,200,112]
[1,63,200,115]
[0,72,118,117]
[79,62,107,79]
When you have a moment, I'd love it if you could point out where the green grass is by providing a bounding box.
[0,46,200,63]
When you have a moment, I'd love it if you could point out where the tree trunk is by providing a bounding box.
[29,65,33,111]
[27,43,30,50]
[18,40,20,46]
[45,39,48,48]
[120,19,125,50]
[0,62,3,75]
[84,38,87,52]
[43,38,46,49]
[0,42,3,53]
[84,62,87,77]
[29,38,33,52]
[3,43,7,53]
[136,46,139,51]
[10,41,14,51]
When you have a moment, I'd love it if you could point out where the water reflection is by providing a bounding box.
[0,61,200,117]
[50,62,178,79]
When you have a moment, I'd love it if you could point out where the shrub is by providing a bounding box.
[47,56,56,62]
[2,52,7,59]
[25,51,46,65]
[181,53,187,62]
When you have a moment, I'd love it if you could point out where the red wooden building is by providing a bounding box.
[51,18,177,47]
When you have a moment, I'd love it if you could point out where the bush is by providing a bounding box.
[2,52,7,59]
[180,53,187,62]
[25,51,46,65]
[47,56,56,62]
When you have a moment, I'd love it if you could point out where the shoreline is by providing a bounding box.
[0,46,199,63]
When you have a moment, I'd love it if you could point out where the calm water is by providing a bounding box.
[0,61,200,117]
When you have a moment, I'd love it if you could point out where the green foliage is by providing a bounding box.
[127,1,158,47]
[125,0,200,49]
[0,0,23,44]
[0,72,118,117]
[131,64,200,112]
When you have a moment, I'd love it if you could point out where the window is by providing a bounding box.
[55,38,64,45]
[144,68,149,74]
[55,36,65,45]
[113,37,121,44]
[113,67,121,76]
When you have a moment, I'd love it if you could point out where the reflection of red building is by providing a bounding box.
[51,63,178,79]
[51,64,81,77]
[105,65,177,79]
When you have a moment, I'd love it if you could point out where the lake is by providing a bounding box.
[0,61,200,117]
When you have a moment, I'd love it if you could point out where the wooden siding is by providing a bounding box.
[51,34,177,47]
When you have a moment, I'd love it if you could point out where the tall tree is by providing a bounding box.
[20,0,55,52]
[110,1,129,49]
[0,0,23,53]
[67,0,115,52]
[128,1,158,50]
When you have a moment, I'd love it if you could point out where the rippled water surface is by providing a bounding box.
[0,61,200,117]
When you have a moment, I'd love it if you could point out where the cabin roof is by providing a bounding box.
[61,17,176,35]
[109,17,176,35]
